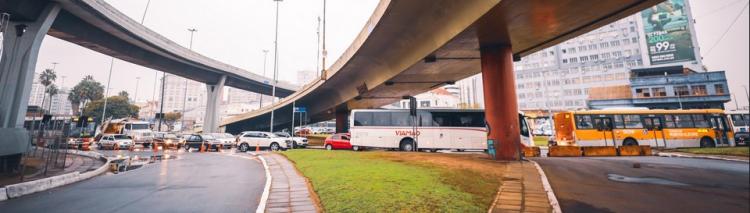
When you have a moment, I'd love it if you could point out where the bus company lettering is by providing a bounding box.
[395,130,420,136]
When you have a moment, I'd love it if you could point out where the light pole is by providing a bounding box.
[269,0,282,132]
[134,77,140,103]
[101,58,115,125]
[743,85,749,102]
[259,49,269,109]
[182,28,197,132]
[320,0,327,80]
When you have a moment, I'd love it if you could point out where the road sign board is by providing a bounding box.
[294,107,306,112]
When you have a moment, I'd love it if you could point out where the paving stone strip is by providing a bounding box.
[490,161,554,213]
[263,153,319,213]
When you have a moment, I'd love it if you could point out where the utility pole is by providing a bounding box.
[101,58,114,125]
[182,28,197,132]
[134,76,140,103]
[316,16,321,78]
[320,0,327,80]
[269,0,282,132]
[259,49,269,109]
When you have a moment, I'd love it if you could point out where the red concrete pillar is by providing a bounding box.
[335,110,349,133]
[480,45,521,161]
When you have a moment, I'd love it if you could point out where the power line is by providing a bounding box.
[696,0,744,18]
[705,2,749,57]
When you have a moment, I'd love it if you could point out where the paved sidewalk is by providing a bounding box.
[657,151,749,162]
[490,161,554,213]
[263,153,318,213]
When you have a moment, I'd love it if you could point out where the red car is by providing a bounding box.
[324,133,352,150]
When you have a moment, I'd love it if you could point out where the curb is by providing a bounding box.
[529,160,562,213]
[657,152,749,163]
[0,150,110,201]
[256,154,272,213]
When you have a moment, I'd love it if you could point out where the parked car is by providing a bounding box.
[735,132,749,146]
[211,133,236,149]
[99,134,134,150]
[153,132,183,149]
[236,131,291,152]
[183,134,222,152]
[324,133,352,150]
[274,132,308,148]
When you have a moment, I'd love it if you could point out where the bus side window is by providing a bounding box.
[519,116,530,137]
[623,115,643,129]
[575,115,593,129]
[692,114,710,128]
[613,115,625,129]
[354,112,373,126]
[664,115,677,128]
[674,114,694,128]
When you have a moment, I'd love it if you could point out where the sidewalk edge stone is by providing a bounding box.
[529,160,562,213]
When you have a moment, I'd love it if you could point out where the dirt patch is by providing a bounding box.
[369,151,510,178]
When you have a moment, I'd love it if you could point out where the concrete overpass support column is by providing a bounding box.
[0,4,60,167]
[480,45,521,161]
[335,110,349,133]
[203,75,226,133]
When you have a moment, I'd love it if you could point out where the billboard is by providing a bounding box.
[641,0,696,65]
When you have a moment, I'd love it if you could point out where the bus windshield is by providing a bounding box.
[130,123,150,130]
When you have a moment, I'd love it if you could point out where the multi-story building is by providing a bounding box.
[588,66,731,109]
[386,88,459,109]
[454,0,704,111]
[27,77,73,115]
[158,74,205,119]
[227,87,259,105]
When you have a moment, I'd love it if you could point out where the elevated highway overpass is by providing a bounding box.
[221,0,663,160]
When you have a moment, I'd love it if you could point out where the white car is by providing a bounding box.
[210,133,236,149]
[99,134,134,150]
[274,132,308,148]
[236,131,291,152]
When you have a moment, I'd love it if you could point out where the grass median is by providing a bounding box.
[281,150,507,212]
[675,146,749,157]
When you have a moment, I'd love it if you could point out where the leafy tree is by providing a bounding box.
[45,84,59,112]
[38,69,56,113]
[68,75,104,115]
[163,112,182,131]
[82,96,139,124]
[118,90,129,99]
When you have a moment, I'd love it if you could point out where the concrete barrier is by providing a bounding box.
[640,145,652,156]
[1,151,109,201]
[523,146,541,157]
[548,146,582,157]
[582,146,618,157]
[618,146,642,156]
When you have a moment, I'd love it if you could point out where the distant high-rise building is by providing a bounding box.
[159,74,205,120]
[448,0,703,111]
[27,76,73,115]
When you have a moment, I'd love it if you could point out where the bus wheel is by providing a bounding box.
[400,139,414,151]
[623,138,638,146]
[700,137,715,148]
[456,149,465,152]
[352,146,360,151]
[430,149,438,153]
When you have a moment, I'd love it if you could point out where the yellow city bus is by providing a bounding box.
[553,109,735,148]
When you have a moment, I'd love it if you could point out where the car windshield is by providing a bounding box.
[223,133,234,138]
[113,135,130,140]
[201,135,215,139]
[130,123,150,130]
[165,134,177,139]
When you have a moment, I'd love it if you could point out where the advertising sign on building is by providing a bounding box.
[641,0,696,65]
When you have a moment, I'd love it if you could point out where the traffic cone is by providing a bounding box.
[200,144,206,153]
[255,142,260,153]
[114,143,119,150]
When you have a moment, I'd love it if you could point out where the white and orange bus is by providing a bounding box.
[348,109,533,151]
[553,109,735,148]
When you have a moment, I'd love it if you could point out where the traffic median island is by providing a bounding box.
[281,150,510,212]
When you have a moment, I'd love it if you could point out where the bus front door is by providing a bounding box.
[709,116,731,146]
[593,117,614,147]
[642,117,666,148]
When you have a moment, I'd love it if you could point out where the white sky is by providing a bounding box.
[33,0,749,108]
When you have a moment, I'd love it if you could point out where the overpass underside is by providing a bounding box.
[222,0,662,160]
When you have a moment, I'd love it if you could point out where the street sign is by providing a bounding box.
[294,107,307,112]
[263,80,269,84]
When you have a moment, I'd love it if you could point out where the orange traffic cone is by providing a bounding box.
[114,143,119,151]
[255,142,260,153]
[200,144,206,153]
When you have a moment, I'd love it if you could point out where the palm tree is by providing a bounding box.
[68,75,104,115]
[38,69,57,113]
[45,84,59,114]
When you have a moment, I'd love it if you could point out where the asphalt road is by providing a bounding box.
[534,156,749,213]
[0,150,266,213]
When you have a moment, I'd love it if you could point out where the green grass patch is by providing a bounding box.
[533,136,549,147]
[282,150,501,212]
[675,147,749,157]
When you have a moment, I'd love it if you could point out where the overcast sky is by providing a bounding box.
[33,0,749,108]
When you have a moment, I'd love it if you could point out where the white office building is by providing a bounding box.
[158,74,206,119]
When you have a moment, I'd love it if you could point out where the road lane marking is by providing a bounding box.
[530,160,562,213]
[256,155,272,213]
[607,174,689,186]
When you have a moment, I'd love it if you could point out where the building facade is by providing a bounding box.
[159,74,206,119]
[588,66,731,109]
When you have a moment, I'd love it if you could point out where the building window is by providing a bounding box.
[636,88,651,98]
[420,100,430,107]
[714,84,725,95]
[580,56,589,62]
[652,87,667,97]
[692,85,707,96]
[674,85,690,96]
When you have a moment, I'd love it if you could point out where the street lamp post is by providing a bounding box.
[269,0,282,132]
[101,58,115,125]
[134,76,140,103]
[182,28,197,132]
[259,49,269,109]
